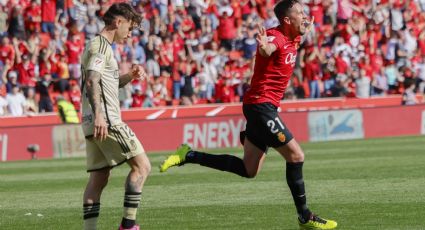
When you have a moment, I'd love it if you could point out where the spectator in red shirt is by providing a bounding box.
[335,52,349,81]
[369,49,384,75]
[302,48,322,98]
[220,78,236,103]
[13,38,36,94]
[0,37,15,66]
[180,12,195,35]
[214,77,224,102]
[15,53,36,93]
[240,0,255,21]
[56,54,70,93]
[172,32,185,61]
[358,56,373,80]
[24,0,42,34]
[68,83,81,112]
[217,10,237,50]
[131,88,145,108]
[41,0,56,37]
[308,0,324,26]
[303,57,321,98]
[65,35,83,80]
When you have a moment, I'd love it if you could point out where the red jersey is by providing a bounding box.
[0,44,15,64]
[24,4,41,32]
[16,62,36,87]
[243,27,299,107]
[65,40,83,64]
[41,0,56,22]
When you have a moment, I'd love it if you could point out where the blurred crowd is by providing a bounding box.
[0,0,425,117]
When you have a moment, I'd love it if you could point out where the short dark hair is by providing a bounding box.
[103,3,142,27]
[274,0,299,22]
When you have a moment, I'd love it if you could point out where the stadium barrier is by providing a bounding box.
[0,96,424,161]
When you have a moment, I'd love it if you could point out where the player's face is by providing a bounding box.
[286,3,308,36]
[115,17,133,43]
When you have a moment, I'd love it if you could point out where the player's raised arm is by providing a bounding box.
[85,70,108,141]
[256,24,277,57]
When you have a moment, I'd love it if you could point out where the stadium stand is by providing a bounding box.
[0,0,424,117]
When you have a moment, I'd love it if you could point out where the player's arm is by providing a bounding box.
[119,65,148,88]
[256,25,277,57]
[119,73,133,88]
[85,70,108,141]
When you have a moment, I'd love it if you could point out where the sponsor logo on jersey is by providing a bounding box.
[93,57,104,68]
[285,52,297,65]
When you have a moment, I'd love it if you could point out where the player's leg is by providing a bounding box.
[250,103,337,229]
[275,138,337,229]
[159,129,267,177]
[120,152,151,230]
[241,137,266,177]
[160,104,268,177]
[275,139,309,221]
[159,142,264,178]
[83,138,111,230]
[107,124,151,230]
[83,168,111,230]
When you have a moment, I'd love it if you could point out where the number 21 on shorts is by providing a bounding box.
[267,117,285,134]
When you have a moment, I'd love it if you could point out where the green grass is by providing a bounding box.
[1,135,425,230]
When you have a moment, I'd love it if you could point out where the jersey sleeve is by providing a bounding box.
[266,30,286,50]
[85,38,108,73]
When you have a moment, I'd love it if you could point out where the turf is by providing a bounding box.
[1,135,424,230]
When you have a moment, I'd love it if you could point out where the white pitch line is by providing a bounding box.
[206,106,225,117]
[171,109,178,118]
[146,109,166,120]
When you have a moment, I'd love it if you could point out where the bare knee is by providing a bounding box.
[287,150,304,162]
[130,158,151,178]
[277,139,305,162]
[90,170,111,189]
[140,160,151,175]
[100,171,111,188]
[84,169,110,202]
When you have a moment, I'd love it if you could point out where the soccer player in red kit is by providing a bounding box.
[160,0,337,229]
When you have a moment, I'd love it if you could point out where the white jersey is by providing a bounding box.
[81,35,122,136]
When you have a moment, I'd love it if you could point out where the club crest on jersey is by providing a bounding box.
[130,140,137,151]
[285,52,297,65]
[277,132,286,143]
[267,36,276,42]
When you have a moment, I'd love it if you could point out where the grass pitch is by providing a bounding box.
[1,135,424,230]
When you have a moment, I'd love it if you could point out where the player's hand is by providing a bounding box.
[305,16,315,33]
[130,65,148,81]
[94,116,108,141]
[256,24,268,49]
